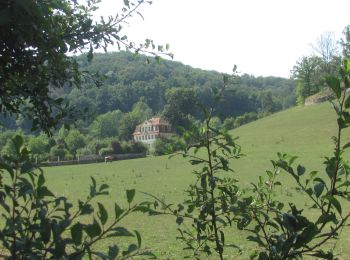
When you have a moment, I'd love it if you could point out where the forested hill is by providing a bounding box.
[1,51,296,133]
[73,51,295,117]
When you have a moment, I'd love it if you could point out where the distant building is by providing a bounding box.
[133,117,172,147]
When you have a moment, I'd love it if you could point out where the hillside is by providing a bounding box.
[231,101,344,180]
[43,101,350,258]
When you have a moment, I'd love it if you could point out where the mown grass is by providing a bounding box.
[43,102,350,259]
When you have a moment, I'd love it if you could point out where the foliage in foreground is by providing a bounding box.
[0,135,153,259]
[0,0,171,134]
[148,60,350,260]
[241,59,350,259]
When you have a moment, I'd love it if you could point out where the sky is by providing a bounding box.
[96,0,350,78]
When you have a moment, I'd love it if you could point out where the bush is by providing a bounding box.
[121,141,132,154]
[131,142,148,154]
[223,117,235,130]
[152,137,184,156]
[111,140,123,154]
[234,112,258,128]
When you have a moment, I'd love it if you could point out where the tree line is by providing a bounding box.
[1,51,296,144]
[292,28,350,104]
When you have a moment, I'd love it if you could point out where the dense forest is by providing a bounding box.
[0,51,296,160]
[1,51,296,132]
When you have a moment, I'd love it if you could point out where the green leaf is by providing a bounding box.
[326,76,341,98]
[314,182,324,198]
[108,245,119,258]
[115,203,124,219]
[112,227,134,237]
[85,219,102,238]
[135,230,142,248]
[37,173,45,187]
[126,189,135,204]
[297,165,306,176]
[123,0,130,8]
[99,184,109,192]
[20,161,34,174]
[37,186,55,198]
[71,223,83,246]
[98,202,108,225]
[343,141,350,150]
[123,244,138,256]
[190,159,203,165]
[289,155,298,165]
[80,202,93,215]
[220,230,225,246]
[325,195,342,214]
[176,216,183,225]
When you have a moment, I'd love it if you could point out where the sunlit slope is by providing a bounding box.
[230,102,349,183]
[42,102,350,258]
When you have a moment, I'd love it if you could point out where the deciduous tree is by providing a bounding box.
[0,0,170,134]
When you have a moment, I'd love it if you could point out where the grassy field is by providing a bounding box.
[43,102,350,259]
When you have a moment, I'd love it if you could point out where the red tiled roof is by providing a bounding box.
[132,117,171,135]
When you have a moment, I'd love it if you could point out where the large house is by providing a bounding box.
[133,117,172,147]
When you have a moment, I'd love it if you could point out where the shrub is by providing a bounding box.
[121,141,132,154]
[152,137,184,156]
[111,140,123,154]
[131,142,148,154]
[222,116,235,130]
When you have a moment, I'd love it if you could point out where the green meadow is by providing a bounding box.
[43,102,350,259]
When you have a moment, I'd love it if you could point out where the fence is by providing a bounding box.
[40,153,146,167]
